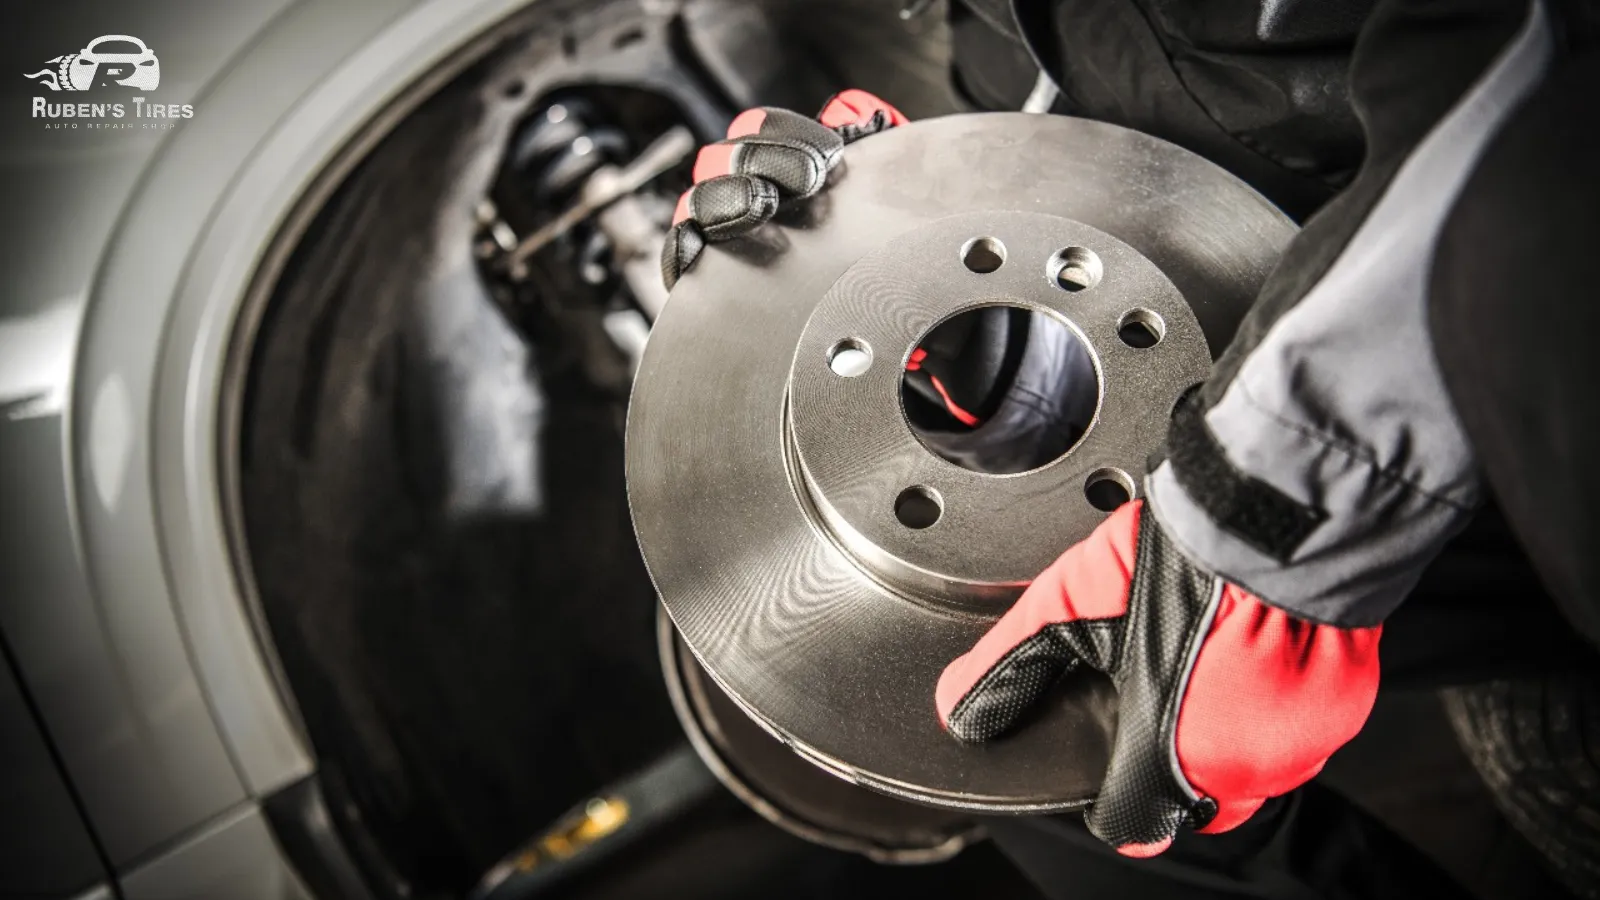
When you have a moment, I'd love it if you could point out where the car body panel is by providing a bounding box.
[1,0,548,890]
[73,0,433,846]
[119,806,312,900]
[0,637,106,895]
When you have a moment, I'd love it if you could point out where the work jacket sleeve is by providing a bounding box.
[1146,0,1557,628]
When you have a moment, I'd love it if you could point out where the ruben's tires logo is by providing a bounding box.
[25,35,191,127]
[26,35,160,91]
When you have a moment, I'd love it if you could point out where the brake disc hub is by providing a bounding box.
[628,112,1295,812]
[788,211,1210,609]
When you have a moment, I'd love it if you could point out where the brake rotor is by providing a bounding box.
[628,112,1295,812]
[659,609,980,862]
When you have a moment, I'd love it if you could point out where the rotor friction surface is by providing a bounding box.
[627,113,1295,811]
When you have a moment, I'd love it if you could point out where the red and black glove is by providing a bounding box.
[660,89,908,289]
[936,500,1382,856]
[659,92,1010,433]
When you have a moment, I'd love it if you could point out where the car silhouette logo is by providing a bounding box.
[24,35,160,92]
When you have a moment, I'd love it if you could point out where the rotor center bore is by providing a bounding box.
[785,211,1211,611]
[899,303,1099,476]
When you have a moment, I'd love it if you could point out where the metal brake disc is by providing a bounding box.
[627,112,1295,812]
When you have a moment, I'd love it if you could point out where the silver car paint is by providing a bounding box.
[2,0,548,892]
[119,807,314,900]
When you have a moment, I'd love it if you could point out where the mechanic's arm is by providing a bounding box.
[656,0,1556,859]
[936,0,1554,856]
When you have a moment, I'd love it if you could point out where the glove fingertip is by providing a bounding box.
[698,174,779,241]
[937,629,1088,743]
[818,88,906,129]
[1114,838,1174,859]
[1194,796,1263,835]
[692,142,736,184]
[726,107,767,139]
[934,652,979,730]
[659,221,705,291]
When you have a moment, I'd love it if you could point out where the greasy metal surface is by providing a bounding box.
[506,125,694,268]
[628,112,1296,811]
[658,609,978,863]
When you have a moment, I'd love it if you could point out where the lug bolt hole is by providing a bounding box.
[1117,309,1165,349]
[828,338,873,377]
[894,485,943,529]
[1085,468,1135,512]
[960,237,1007,274]
[1048,246,1103,292]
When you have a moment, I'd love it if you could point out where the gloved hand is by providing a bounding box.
[936,499,1382,857]
[660,89,907,289]
[658,93,1098,473]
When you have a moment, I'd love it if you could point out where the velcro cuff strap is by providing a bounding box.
[1166,388,1326,563]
